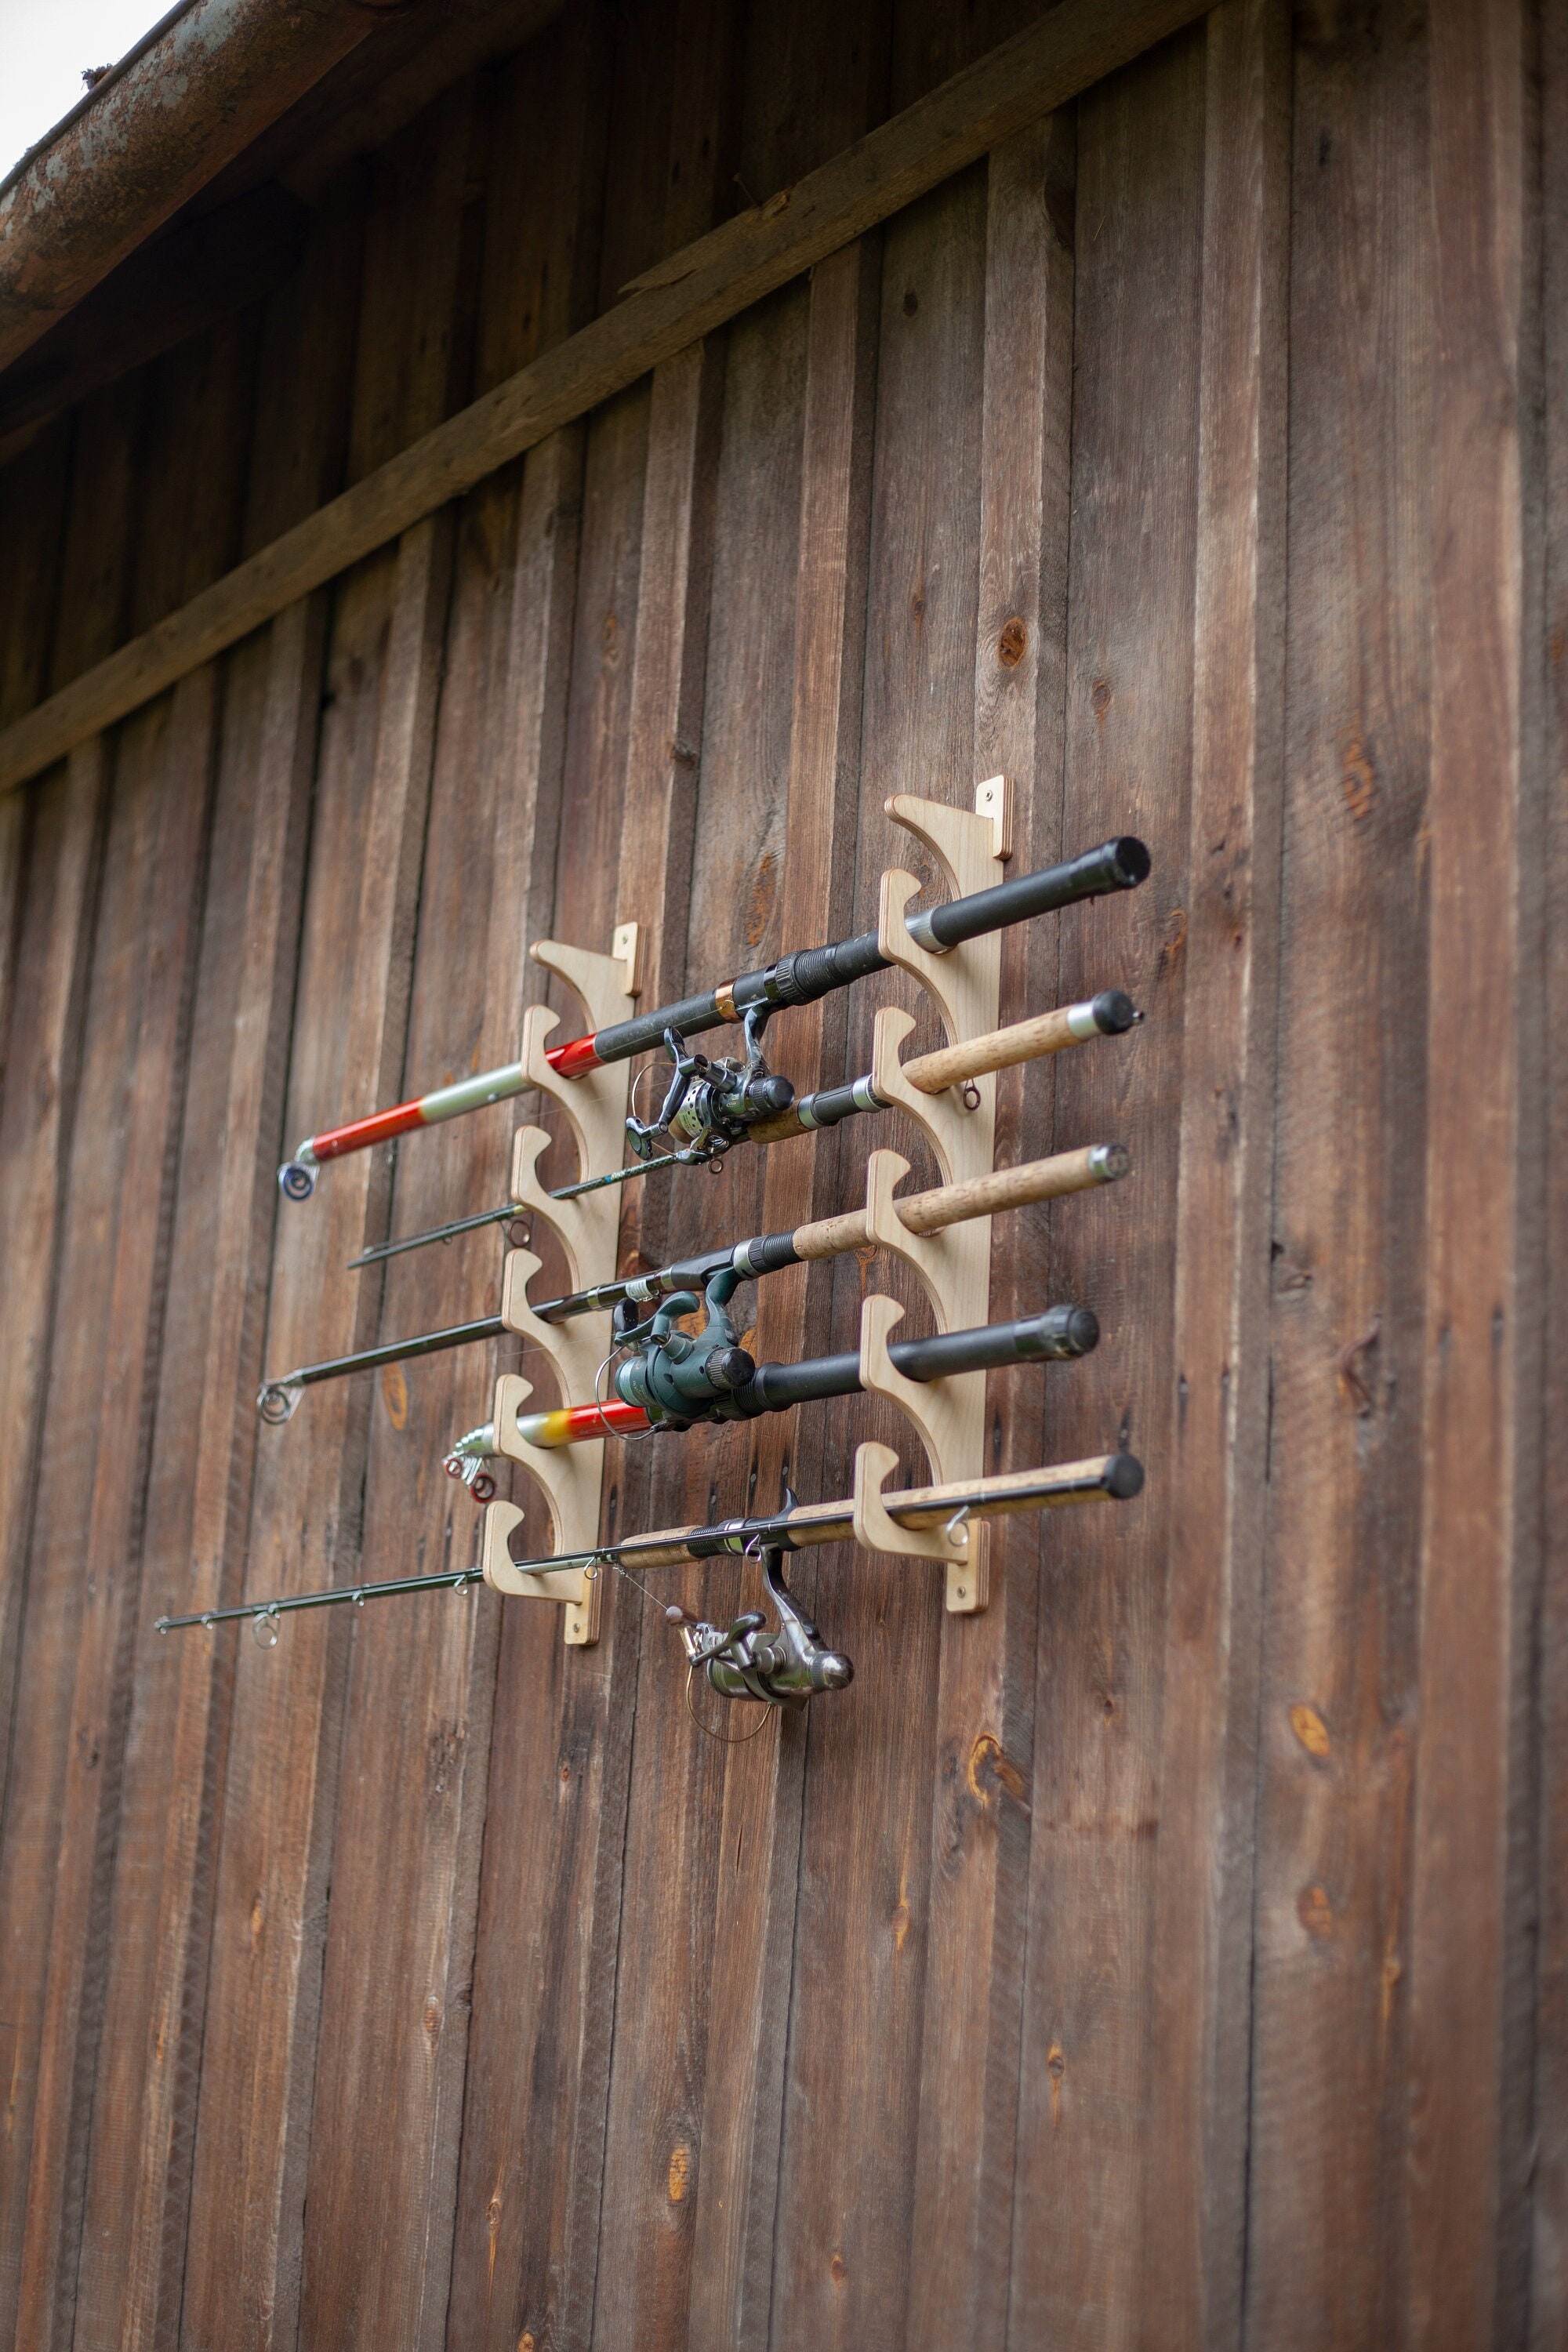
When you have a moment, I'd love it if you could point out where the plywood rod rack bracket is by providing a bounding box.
[481,924,640,1644]
[853,780,1010,1612]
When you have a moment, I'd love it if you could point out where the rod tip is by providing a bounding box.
[278,1160,316,1200]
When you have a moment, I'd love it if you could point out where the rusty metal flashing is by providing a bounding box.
[0,0,408,376]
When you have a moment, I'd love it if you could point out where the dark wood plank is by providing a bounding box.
[607,332,727,1291]
[685,234,881,2352]
[1405,2,1542,2342]
[0,741,106,1824]
[442,394,652,2352]
[0,307,262,2349]
[768,159,989,2350]
[69,187,365,2350]
[901,110,1076,2346]
[179,96,476,2347]
[0,412,91,1811]
[1007,27,1206,2347]
[1133,7,1288,2343]
[1242,5,1434,2339]
[590,272,810,2352]
[294,49,614,2333]
[0,691,212,2352]
[1531,0,1568,2332]
[0,0,1217,797]
[180,510,452,2352]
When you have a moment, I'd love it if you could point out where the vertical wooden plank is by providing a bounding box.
[1243,5,1433,2341]
[1134,7,1289,2346]
[1531,0,1568,2336]
[590,267,811,2352]
[608,332,726,1287]
[180,511,451,2352]
[293,42,614,2341]
[0,390,137,1837]
[71,612,319,2352]
[0,743,103,1795]
[10,683,221,2352]
[684,235,880,2352]
[296,439,587,2351]
[1406,1,1541,2343]
[769,159,989,2352]
[443,379,650,2352]
[0,308,263,2350]
[902,111,1075,2347]
[180,88,479,2350]
[66,191,363,2352]
[1007,29,1206,2350]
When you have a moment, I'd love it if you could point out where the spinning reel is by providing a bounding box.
[674,1536,852,1710]
[626,1004,793,1166]
[610,1265,754,1426]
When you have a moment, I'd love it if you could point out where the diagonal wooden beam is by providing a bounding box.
[0,0,1211,798]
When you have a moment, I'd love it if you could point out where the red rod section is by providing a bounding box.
[313,1098,429,1162]
[545,1033,604,1080]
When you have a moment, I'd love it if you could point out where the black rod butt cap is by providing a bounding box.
[1111,837,1151,887]
[1091,989,1138,1033]
[1065,1307,1100,1356]
[1105,1452,1145,1500]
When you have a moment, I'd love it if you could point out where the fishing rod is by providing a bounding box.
[443,1301,1100,1493]
[256,1142,1128,1424]
[154,1449,1145,1637]
[349,989,1141,1269]
[278,835,1150,1199]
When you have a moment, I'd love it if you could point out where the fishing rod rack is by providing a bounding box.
[162,782,1150,1698]
[485,777,1042,1644]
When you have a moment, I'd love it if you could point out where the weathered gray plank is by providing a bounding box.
[1243,5,1434,2339]
[1008,26,1206,2347]
[1134,5,1288,2344]
[902,110,1076,2347]
[1405,2,1543,2343]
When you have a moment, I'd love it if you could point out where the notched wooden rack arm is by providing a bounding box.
[0,0,1212,797]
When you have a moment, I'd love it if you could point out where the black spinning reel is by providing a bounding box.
[626,1004,793,1166]
[675,1538,852,1710]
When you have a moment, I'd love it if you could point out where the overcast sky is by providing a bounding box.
[0,0,171,182]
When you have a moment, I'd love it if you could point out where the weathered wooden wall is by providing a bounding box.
[0,0,1555,2345]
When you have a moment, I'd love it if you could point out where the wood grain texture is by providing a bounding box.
[1532,0,1568,2336]
[0,0,1213,797]
[902,111,1075,2345]
[687,237,881,2352]
[590,270,811,2352]
[293,55,606,2347]
[438,38,680,2302]
[0,306,263,2352]
[1134,6,1288,2343]
[0,677,216,2351]
[1406,2,1542,2343]
[68,607,319,2352]
[68,191,365,2352]
[441,394,652,2352]
[1008,27,1206,2347]
[179,508,452,2352]
[1243,7,1433,2340]
[770,156,990,2350]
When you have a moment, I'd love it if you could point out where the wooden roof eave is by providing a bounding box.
[0,0,1215,799]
